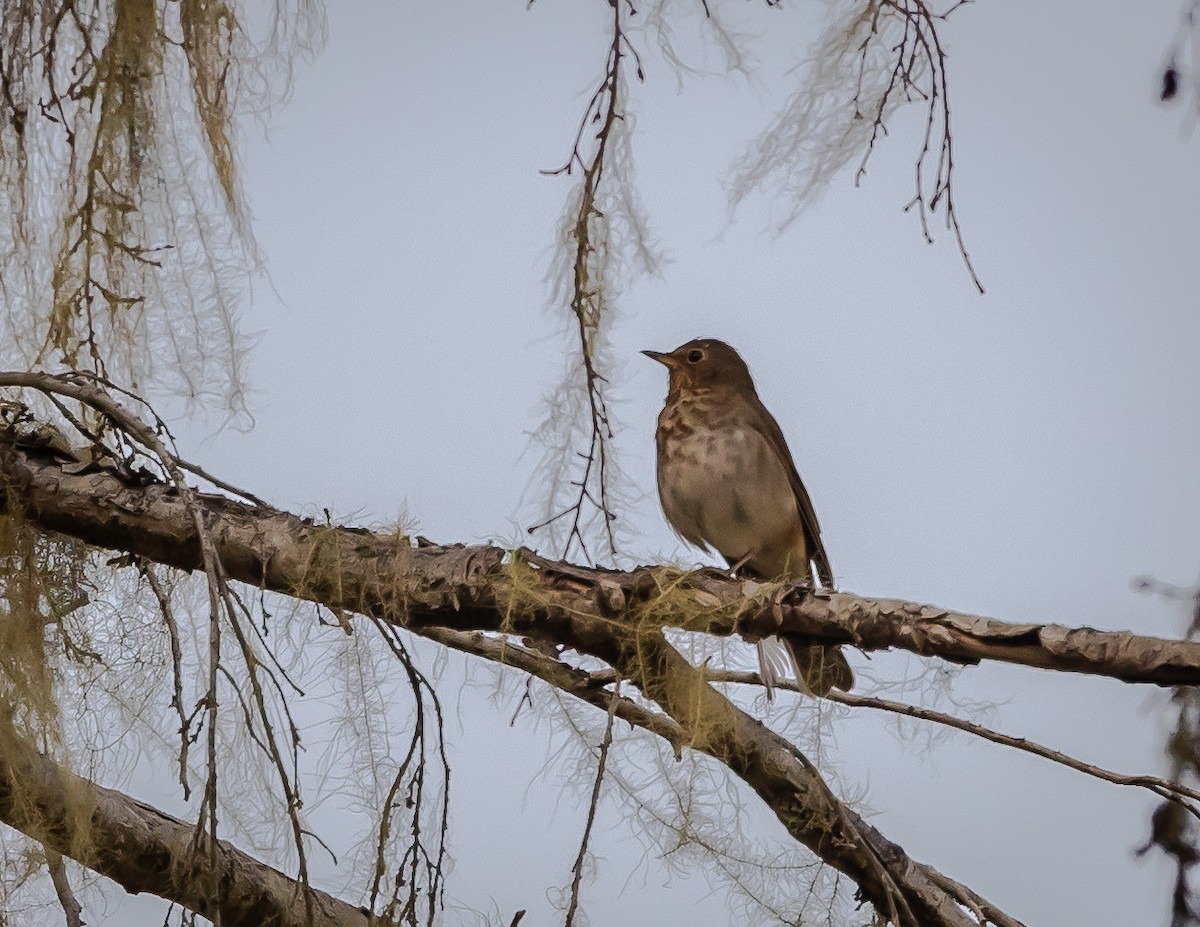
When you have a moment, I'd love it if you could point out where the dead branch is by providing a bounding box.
[594,630,1018,927]
[417,628,687,754]
[860,0,982,292]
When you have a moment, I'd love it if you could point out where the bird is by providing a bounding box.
[643,337,852,697]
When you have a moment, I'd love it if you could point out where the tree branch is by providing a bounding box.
[590,628,1018,927]
[44,848,84,927]
[709,668,1200,817]
[0,419,1183,925]
[404,633,1021,925]
[417,628,688,754]
[0,714,368,927]
[1,427,1194,687]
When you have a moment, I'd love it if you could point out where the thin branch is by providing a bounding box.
[44,848,84,927]
[564,674,620,927]
[365,617,451,927]
[606,629,1004,926]
[741,0,982,291]
[417,628,687,754]
[862,0,981,293]
[427,628,1007,927]
[530,0,637,562]
[830,688,1200,814]
[139,561,194,799]
[708,668,1200,817]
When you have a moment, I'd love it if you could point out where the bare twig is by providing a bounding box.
[139,562,193,799]
[708,667,1200,818]
[853,0,982,292]
[830,688,1200,815]
[366,617,450,927]
[418,628,687,754]
[564,674,620,927]
[530,0,643,562]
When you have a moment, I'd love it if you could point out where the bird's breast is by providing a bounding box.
[656,401,800,570]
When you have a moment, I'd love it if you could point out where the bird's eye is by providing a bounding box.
[687,349,703,363]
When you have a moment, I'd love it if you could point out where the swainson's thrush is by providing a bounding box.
[644,338,852,696]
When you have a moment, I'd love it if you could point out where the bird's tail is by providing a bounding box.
[756,637,790,699]
[757,636,853,698]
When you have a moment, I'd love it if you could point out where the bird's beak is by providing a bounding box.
[641,349,673,367]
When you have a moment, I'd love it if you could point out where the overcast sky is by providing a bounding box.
[131,1,1200,924]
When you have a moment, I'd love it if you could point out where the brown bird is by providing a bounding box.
[644,338,853,697]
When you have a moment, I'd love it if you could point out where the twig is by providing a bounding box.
[530,0,640,562]
[707,667,1200,818]
[417,627,687,755]
[366,617,451,927]
[829,688,1200,815]
[853,0,983,293]
[139,562,193,799]
[564,673,620,927]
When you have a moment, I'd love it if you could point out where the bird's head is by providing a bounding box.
[642,338,756,394]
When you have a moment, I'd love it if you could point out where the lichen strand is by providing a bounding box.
[1,1,323,417]
[50,0,163,369]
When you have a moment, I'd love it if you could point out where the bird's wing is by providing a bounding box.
[746,394,835,589]
[666,518,711,555]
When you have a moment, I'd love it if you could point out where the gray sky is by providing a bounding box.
[153,0,1200,924]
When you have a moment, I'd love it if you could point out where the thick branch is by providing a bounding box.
[0,428,1039,923]
[1,430,1195,686]
[0,716,367,927]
